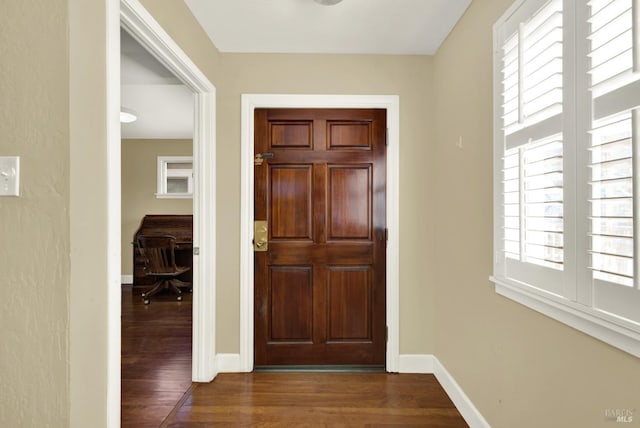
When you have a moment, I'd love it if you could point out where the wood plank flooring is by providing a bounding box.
[121,284,193,428]
[121,285,469,427]
[170,373,469,427]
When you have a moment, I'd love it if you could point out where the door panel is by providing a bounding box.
[269,267,313,342]
[270,121,313,149]
[269,165,313,240]
[327,165,372,240]
[327,121,372,150]
[327,267,372,342]
[254,108,386,367]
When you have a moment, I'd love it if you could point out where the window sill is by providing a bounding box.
[490,276,640,358]
[155,193,193,199]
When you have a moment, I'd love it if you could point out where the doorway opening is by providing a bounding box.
[109,0,217,424]
[119,0,217,384]
[119,23,195,426]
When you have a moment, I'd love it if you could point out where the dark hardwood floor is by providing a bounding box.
[170,373,469,427]
[121,284,193,428]
[121,285,469,427]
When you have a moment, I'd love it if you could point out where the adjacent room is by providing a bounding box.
[119,28,195,426]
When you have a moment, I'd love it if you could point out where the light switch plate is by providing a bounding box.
[0,156,20,196]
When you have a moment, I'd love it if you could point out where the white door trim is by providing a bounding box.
[116,0,217,396]
[239,94,400,372]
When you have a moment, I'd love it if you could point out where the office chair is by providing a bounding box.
[136,234,191,305]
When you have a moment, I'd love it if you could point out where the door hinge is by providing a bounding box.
[386,326,389,343]
[193,247,200,255]
[385,128,389,146]
[385,228,389,247]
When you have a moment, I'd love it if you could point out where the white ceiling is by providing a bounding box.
[184,0,472,55]
[120,30,194,139]
[121,0,472,139]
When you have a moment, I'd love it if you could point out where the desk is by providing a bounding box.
[132,214,193,287]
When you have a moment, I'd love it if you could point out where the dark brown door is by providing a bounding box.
[254,108,387,367]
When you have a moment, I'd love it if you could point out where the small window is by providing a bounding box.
[156,156,193,199]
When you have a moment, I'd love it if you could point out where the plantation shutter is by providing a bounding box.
[588,0,640,323]
[502,0,564,146]
[499,0,565,291]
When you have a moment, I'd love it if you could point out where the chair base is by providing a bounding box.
[141,278,191,304]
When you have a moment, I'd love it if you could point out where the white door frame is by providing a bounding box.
[239,94,400,372]
[111,0,217,412]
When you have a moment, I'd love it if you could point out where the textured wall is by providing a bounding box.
[432,1,640,427]
[0,0,70,426]
[121,139,193,275]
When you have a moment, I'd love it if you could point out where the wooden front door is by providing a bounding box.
[254,108,387,367]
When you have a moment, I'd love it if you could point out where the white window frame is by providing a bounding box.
[493,0,640,358]
[156,155,193,199]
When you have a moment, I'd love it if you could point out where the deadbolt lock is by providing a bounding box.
[254,152,274,166]
[254,220,268,252]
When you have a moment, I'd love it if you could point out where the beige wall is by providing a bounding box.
[432,1,640,427]
[0,1,70,426]
[121,139,193,275]
[216,53,437,354]
[6,0,638,425]
[69,0,112,425]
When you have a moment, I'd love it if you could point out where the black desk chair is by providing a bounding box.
[136,234,191,305]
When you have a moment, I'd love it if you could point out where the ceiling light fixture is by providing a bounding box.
[120,107,138,123]
[313,0,343,5]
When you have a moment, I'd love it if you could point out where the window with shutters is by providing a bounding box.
[498,0,566,295]
[493,0,640,357]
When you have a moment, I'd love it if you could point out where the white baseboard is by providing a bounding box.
[432,356,491,428]
[398,354,435,373]
[398,354,490,428]
[121,274,133,284]
[215,353,242,373]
